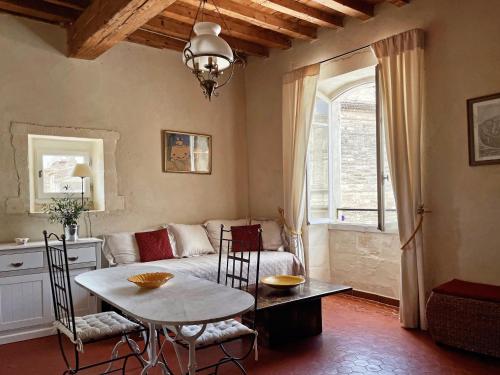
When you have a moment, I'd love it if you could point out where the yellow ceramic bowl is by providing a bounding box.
[128,272,174,289]
[261,275,306,290]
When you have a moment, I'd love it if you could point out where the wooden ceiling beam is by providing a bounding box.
[144,16,269,56]
[43,0,88,11]
[0,0,78,23]
[163,3,291,49]
[387,0,410,6]
[312,0,373,20]
[250,0,343,28]
[127,29,185,51]
[179,0,317,40]
[68,0,177,60]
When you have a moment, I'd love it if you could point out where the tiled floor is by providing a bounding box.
[1,294,499,374]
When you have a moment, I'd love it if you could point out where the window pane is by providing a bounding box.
[334,83,378,226]
[308,97,330,221]
[383,140,398,226]
[42,154,85,193]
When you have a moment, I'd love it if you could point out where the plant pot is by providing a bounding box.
[64,224,79,242]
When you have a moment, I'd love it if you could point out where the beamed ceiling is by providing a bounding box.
[0,0,409,59]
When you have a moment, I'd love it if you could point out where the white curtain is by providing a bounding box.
[372,29,426,329]
[282,64,320,265]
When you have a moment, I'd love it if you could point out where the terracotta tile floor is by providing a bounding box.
[1,294,499,374]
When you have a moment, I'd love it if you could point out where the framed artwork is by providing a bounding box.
[467,92,500,166]
[162,130,212,174]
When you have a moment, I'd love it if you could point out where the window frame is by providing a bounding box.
[34,147,92,201]
[27,134,106,213]
[308,66,397,233]
[306,92,333,225]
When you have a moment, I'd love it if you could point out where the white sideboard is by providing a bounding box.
[0,238,102,345]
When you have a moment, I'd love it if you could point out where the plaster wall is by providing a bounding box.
[330,230,400,299]
[0,14,249,242]
[245,0,500,291]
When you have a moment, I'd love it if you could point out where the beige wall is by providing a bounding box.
[330,230,400,299]
[0,14,249,242]
[305,225,400,299]
[245,0,500,290]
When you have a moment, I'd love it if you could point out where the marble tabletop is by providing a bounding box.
[75,265,255,326]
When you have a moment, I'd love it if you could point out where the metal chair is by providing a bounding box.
[165,224,262,375]
[43,231,148,375]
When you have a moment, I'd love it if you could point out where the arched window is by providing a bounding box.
[307,69,397,229]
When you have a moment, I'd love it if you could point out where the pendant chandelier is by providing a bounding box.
[183,0,243,100]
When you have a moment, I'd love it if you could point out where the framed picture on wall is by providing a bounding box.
[467,92,500,166]
[162,130,212,174]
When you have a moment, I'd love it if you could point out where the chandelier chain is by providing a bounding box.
[211,0,232,38]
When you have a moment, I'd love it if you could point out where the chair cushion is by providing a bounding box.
[231,225,262,252]
[179,319,254,347]
[74,311,140,343]
[135,228,174,262]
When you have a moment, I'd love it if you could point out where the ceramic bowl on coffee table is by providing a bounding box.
[261,275,305,290]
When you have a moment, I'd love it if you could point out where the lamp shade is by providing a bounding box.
[72,163,92,178]
[183,22,233,71]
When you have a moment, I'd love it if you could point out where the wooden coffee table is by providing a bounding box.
[244,278,351,347]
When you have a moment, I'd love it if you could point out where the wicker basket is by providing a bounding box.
[427,291,500,357]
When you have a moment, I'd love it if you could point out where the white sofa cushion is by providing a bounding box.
[168,224,215,257]
[103,228,177,264]
[102,232,140,265]
[161,225,179,257]
[204,219,249,252]
[251,219,285,251]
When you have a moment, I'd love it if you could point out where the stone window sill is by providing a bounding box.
[328,223,398,235]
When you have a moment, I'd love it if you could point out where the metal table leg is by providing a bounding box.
[141,323,171,375]
[166,324,207,375]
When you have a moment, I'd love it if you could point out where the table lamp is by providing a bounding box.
[72,163,92,206]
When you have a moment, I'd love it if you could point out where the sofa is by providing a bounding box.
[101,218,304,283]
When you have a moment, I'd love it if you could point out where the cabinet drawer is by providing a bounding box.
[0,252,44,272]
[67,247,96,265]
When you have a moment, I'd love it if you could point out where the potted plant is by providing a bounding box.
[42,186,86,241]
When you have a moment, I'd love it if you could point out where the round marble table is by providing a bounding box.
[75,265,255,375]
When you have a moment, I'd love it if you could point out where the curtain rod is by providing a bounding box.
[315,44,372,66]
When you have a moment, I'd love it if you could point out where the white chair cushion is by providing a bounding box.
[168,224,215,257]
[56,311,140,344]
[251,219,285,251]
[204,219,250,252]
[179,319,254,347]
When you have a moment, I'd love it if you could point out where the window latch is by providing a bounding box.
[382,174,389,182]
[38,170,43,178]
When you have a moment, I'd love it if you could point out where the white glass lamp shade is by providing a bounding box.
[72,163,92,178]
[183,22,233,71]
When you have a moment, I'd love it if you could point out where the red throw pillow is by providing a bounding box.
[231,224,262,252]
[135,229,174,262]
